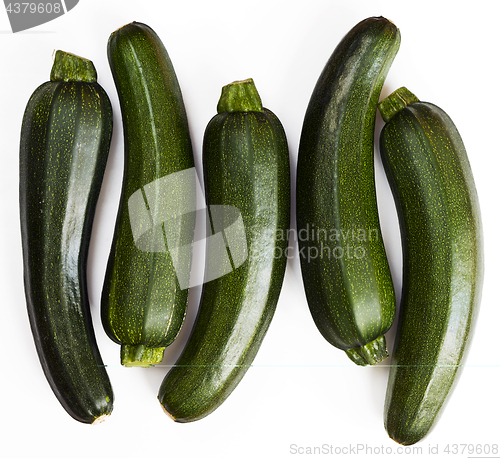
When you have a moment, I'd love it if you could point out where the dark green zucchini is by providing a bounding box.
[296,17,400,365]
[102,22,196,367]
[20,50,114,424]
[158,79,290,422]
[379,87,483,445]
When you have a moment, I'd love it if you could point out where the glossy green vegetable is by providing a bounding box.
[20,50,114,424]
[296,17,399,365]
[158,79,290,422]
[102,22,196,367]
[379,87,483,445]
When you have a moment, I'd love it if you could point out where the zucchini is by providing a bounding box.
[296,17,400,365]
[102,22,196,367]
[379,87,483,445]
[19,50,114,424]
[158,79,290,422]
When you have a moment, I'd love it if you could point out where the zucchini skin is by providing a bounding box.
[379,89,483,445]
[20,51,114,424]
[102,22,196,366]
[158,80,290,422]
[296,17,400,365]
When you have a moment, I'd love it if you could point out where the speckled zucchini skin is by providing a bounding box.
[379,88,483,445]
[20,51,114,424]
[158,80,290,422]
[296,17,400,365]
[102,22,195,366]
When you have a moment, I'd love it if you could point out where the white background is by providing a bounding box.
[1,1,499,457]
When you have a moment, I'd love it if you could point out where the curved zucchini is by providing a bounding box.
[20,50,114,424]
[296,17,400,365]
[158,79,290,422]
[379,87,483,445]
[102,22,196,367]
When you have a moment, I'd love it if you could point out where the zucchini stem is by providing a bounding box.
[345,335,389,366]
[121,344,166,367]
[217,78,263,113]
[50,50,98,83]
[378,87,419,123]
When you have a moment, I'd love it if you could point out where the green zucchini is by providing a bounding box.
[296,17,400,365]
[379,87,483,445]
[19,50,114,424]
[158,79,290,422]
[101,22,196,367]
